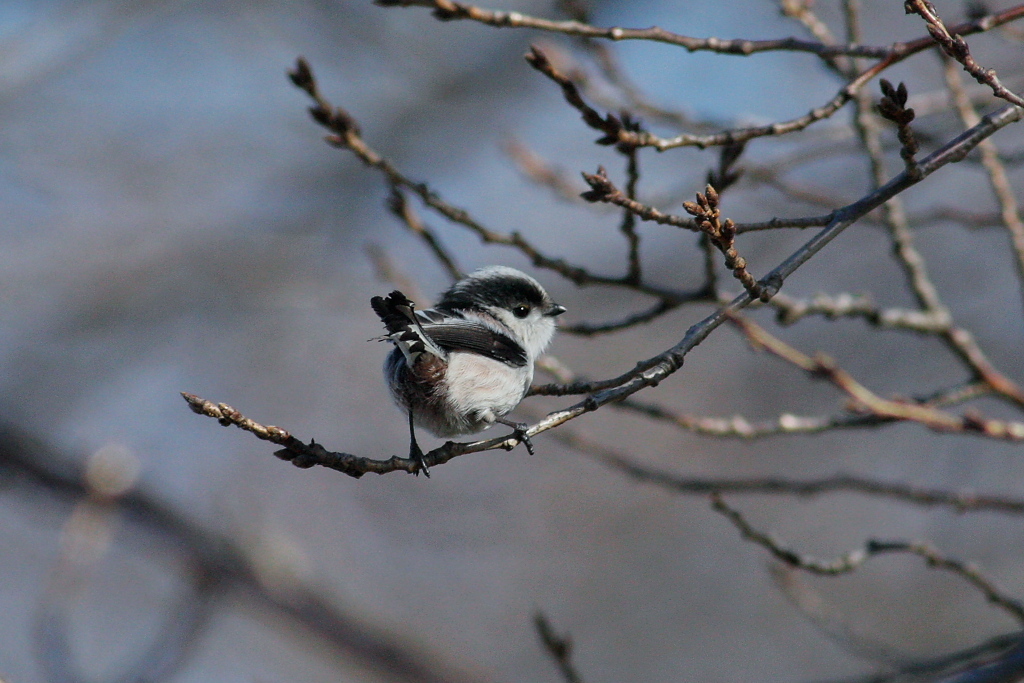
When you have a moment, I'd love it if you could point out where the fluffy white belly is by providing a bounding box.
[443,352,531,427]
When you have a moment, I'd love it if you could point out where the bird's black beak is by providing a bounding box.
[547,303,567,317]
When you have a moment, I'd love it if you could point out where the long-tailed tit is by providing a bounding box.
[371,266,565,476]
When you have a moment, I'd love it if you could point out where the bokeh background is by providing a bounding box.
[2,1,1023,681]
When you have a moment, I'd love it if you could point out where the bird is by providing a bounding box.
[371,266,565,476]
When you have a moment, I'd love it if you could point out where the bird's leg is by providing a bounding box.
[408,409,430,477]
[497,417,534,455]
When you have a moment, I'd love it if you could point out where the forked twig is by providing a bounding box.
[728,315,1024,441]
[710,493,1024,623]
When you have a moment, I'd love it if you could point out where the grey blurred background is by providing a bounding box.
[1,1,1023,681]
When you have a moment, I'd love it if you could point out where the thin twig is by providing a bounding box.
[612,401,879,439]
[376,0,1024,61]
[379,2,1024,150]
[534,613,585,683]
[580,166,838,233]
[182,392,455,477]
[616,379,992,437]
[729,315,1024,441]
[700,232,719,296]
[541,44,894,150]
[524,46,627,148]
[387,185,464,282]
[620,142,642,284]
[838,632,1024,683]
[906,0,1024,108]
[555,425,1024,513]
[580,167,696,230]
[768,291,950,331]
[710,493,1024,623]
[288,57,689,302]
[561,298,685,336]
[783,0,860,80]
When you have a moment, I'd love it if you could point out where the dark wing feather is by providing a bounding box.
[371,293,526,366]
[419,320,528,367]
[371,291,446,361]
[371,290,417,336]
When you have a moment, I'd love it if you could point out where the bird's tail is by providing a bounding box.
[370,291,445,364]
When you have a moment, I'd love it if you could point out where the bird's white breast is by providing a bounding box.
[443,351,532,426]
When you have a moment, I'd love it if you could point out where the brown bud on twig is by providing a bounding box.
[878,79,920,178]
[287,57,315,90]
[685,187,769,301]
[580,166,616,202]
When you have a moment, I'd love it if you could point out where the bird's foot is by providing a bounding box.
[498,418,534,455]
[409,441,431,477]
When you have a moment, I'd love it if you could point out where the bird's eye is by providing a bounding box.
[513,304,530,318]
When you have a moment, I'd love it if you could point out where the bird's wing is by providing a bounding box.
[371,290,529,367]
[419,319,528,367]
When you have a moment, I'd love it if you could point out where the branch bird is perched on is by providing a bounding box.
[371,266,565,476]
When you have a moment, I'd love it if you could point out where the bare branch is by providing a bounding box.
[182,392,485,477]
[768,291,949,331]
[561,298,684,336]
[525,45,629,148]
[581,165,836,233]
[378,2,1024,150]
[580,166,696,229]
[906,0,1024,108]
[504,138,585,203]
[535,105,1024,401]
[555,424,1024,513]
[617,377,992,437]
[729,315,1024,441]
[375,0,1024,61]
[534,613,585,683]
[619,142,642,284]
[288,57,688,301]
[387,185,464,282]
[528,36,878,151]
[711,493,1024,623]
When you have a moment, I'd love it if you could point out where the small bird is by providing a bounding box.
[371,266,565,476]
